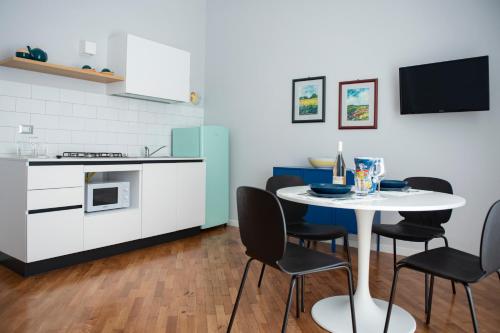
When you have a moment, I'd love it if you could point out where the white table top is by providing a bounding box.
[276,186,466,212]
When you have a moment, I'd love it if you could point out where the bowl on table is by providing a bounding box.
[380,180,408,189]
[310,183,352,195]
[308,157,335,168]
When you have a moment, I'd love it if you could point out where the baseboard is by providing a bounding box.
[225,219,422,256]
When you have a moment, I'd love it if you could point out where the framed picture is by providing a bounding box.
[338,78,378,129]
[292,76,325,123]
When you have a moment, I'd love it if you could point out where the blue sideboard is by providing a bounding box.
[273,166,381,252]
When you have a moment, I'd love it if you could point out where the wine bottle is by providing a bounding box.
[333,141,346,185]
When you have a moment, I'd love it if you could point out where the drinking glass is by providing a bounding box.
[372,158,386,195]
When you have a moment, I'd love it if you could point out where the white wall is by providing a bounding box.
[205,0,500,254]
[0,0,206,156]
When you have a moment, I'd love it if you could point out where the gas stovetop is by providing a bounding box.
[56,152,127,159]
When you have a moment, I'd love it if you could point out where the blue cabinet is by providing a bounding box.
[273,166,380,252]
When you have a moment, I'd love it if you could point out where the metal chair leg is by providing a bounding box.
[301,275,305,312]
[281,276,297,333]
[464,284,480,333]
[384,265,402,333]
[306,240,311,248]
[442,236,457,294]
[227,258,254,333]
[295,275,300,318]
[426,275,435,325]
[257,263,266,288]
[392,239,397,272]
[345,266,357,333]
[344,235,352,265]
[424,241,429,314]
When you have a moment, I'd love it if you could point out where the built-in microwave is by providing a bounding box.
[85,182,130,212]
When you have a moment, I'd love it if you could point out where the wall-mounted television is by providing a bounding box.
[399,56,489,115]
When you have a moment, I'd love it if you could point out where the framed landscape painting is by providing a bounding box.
[292,76,325,123]
[338,78,378,129]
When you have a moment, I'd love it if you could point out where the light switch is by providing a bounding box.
[18,124,33,134]
[80,40,97,56]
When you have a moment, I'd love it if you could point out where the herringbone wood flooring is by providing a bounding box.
[0,226,498,332]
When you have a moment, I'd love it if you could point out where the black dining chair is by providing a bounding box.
[257,175,351,291]
[227,186,356,333]
[372,177,456,312]
[384,199,500,333]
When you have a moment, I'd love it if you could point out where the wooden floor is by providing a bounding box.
[0,226,498,333]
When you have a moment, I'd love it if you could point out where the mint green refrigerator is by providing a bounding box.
[172,126,229,229]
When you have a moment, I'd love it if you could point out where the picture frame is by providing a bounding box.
[292,76,325,123]
[338,78,378,129]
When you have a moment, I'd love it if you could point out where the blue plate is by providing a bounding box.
[380,180,408,189]
[381,186,411,192]
[308,190,353,198]
[310,183,352,194]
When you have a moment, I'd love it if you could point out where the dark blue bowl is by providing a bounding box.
[310,183,352,194]
[380,180,408,189]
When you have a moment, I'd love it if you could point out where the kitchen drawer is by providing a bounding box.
[27,208,84,262]
[28,165,83,190]
[28,187,83,211]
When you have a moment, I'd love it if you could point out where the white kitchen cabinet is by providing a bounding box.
[142,164,178,237]
[27,208,84,262]
[107,33,190,103]
[142,162,205,237]
[176,162,206,230]
[28,165,83,190]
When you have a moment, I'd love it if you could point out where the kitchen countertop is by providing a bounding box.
[0,155,204,163]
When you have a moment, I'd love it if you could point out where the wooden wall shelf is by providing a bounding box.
[0,57,125,83]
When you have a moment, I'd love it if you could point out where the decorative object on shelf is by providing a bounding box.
[190,91,200,105]
[27,46,48,62]
[81,65,96,72]
[100,68,113,75]
[292,76,325,123]
[308,157,335,168]
[15,48,32,60]
[339,78,378,129]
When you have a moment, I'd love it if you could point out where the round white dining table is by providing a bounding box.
[276,186,466,333]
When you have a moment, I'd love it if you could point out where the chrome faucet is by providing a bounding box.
[144,145,167,157]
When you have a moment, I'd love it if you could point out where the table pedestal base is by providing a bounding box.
[311,296,416,333]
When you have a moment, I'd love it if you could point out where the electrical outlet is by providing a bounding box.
[18,124,33,134]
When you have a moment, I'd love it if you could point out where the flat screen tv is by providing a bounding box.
[399,56,489,114]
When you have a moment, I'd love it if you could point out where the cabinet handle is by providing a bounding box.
[28,205,83,215]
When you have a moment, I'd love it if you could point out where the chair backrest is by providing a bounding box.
[236,186,287,265]
[399,177,453,228]
[480,200,500,275]
[266,175,308,224]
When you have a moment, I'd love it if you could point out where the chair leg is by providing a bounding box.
[301,275,305,312]
[384,266,402,333]
[426,275,435,325]
[377,234,381,253]
[295,275,300,318]
[497,271,500,280]
[344,266,357,333]
[227,258,253,333]
[306,240,311,249]
[424,241,429,314]
[281,276,297,333]
[392,239,397,272]
[442,236,457,294]
[257,263,266,288]
[344,235,352,265]
[464,283,480,333]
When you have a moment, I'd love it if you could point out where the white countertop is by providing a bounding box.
[0,155,204,163]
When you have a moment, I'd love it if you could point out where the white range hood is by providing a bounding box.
[107,33,190,104]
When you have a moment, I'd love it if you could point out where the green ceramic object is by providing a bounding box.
[16,48,33,60]
[101,68,112,73]
[27,46,48,62]
[82,65,92,69]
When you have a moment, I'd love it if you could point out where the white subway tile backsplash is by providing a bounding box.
[73,104,97,118]
[30,114,60,129]
[0,80,31,98]
[32,85,60,101]
[0,96,16,112]
[60,89,85,104]
[0,80,203,156]
[0,110,30,126]
[96,107,118,120]
[84,92,107,106]
[16,98,45,114]
[45,101,73,116]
